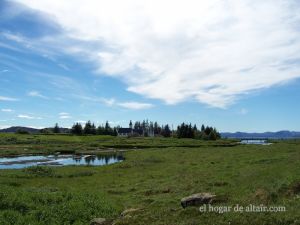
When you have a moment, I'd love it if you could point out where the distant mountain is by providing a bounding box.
[0,126,71,134]
[221,131,300,139]
[0,126,40,134]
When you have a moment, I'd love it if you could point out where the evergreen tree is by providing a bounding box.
[91,123,97,135]
[154,122,159,135]
[129,120,133,129]
[208,130,217,140]
[204,126,211,135]
[177,123,186,138]
[193,124,197,132]
[149,121,154,136]
[187,123,193,138]
[142,120,146,130]
[71,123,83,135]
[112,127,118,136]
[182,123,187,138]
[162,124,171,137]
[134,121,139,130]
[83,121,92,135]
[213,128,221,139]
[104,121,112,135]
[53,123,60,133]
[97,125,105,135]
[201,124,205,132]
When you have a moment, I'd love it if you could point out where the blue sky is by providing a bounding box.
[0,0,300,132]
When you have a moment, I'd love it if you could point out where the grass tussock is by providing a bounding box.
[0,188,118,225]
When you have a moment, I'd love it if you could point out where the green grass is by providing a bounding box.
[0,134,300,224]
[0,133,237,156]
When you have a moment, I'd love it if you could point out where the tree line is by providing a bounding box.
[52,121,118,136]
[47,120,221,140]
[176,123,221,140]
[129,120,172,137]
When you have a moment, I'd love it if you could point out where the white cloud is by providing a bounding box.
[60,115,71,119]
[117,101,154,110]
[17,114,34,119]
[2,32,26,43]
[101,98,116,107]
[0,96,18,101]
[78,95,153,110]
[59,112,69,116]
[28,90,49,99]
[59,112,71,119]
[1,108,14,112]
[13,0,300,108]
[17,114,42,119]
[99,98,151,109]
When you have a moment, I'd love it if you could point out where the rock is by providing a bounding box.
[120,208,142,217]
[90,218,110,225]
[181,193,216,208]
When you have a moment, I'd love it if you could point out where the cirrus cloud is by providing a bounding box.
[1,108,14,112]
[0,96,18,101]
[13,0,300,108]
[17,114,42,119]
[28,90,49,99]
[117,101,154,110]
[59,112,71,119]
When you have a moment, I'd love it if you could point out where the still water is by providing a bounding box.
[240,140,271,145]
[0,154,124,169]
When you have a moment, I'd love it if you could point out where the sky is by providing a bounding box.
[0,0,300,132]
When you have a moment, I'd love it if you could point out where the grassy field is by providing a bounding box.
[0,134,299,225]
[0,133,237,156]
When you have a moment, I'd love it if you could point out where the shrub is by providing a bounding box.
[15,129,30,134]
[23,166,54,177]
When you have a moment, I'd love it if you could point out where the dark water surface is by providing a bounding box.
[0,154,124,169]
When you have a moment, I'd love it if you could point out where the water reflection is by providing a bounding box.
[0,154,124,169]
[240,139,272,145]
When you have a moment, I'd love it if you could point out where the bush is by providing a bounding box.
[15,129,29,134]
[23,166,55,177]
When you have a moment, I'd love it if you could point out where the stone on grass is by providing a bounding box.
[90,218,110,225]
[181,193,216,208]
[121,208,142,218]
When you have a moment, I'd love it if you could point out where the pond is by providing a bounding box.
[240,140,271,145]
[0,154,124,169]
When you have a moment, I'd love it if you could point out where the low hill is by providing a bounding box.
[221,130,300,139]
[0,126,71,134]
[0,126,40,134]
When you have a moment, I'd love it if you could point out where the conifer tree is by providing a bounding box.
[71,123,83,135]
[83,121,92,134]
[53,123,60,133]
